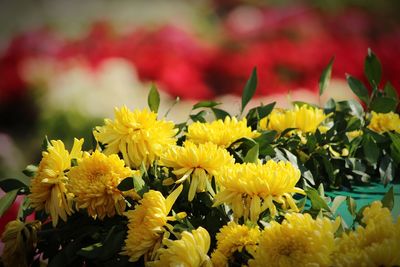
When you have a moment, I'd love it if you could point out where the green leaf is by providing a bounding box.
[390,144,400,165]
[346,75,370,104]
[117,177,135,191]
[17,196,34,221]
[355,205,369,224]
[379,155,394,185]
[330,195,346,214]
[381,186,394,211]
[346,197,357,217]
[324,98,336,114]
[22,164,38,177]
[175,122,187,135]
[364,48,382,87]
[42,135,51,151]
[241,67,258,113]
[211,108,230,120]
[388,132,400,164]
[319,57,335,96]
[78,226,126,261]
[254,130,277,145]
[370,96,397,113]
[384,82,399,101]
[133,174,147,195]
[321,156,335,182]
[243,144,259,163]
[193,101,221,110]
[337,100,364,118]
[283,149,301,169]
[190,110,207,123]
[0,189,18,217]
[71,158,78,167]
[148,83,160,113]
[346,116,362,132]
[246,102,275,122]
[388,132,400,151]
[0,177,30,194]
[362,134,379,165]
[305,187,330,211]
[302,170,315,187]
[99,227,126,260]
[297,197,307,211]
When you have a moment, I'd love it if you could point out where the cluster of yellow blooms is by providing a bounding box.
[333,202,400,266]
[367,111,400,134]
[2,105,400,267]
[260,105,329,134]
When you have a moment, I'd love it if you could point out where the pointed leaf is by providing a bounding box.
[324,98,336,114]
[246,102,275,127]
[254,130,277,144]
[337,99,364,118]
[211,108,230,120]
[362,134,379,164]
[42,135,51,150]
[257,102,275,119]
[117,177,135,191]
[244,144,259,163]
[0,189,18,217]
[384,82,399,101]
[193,101,221,110]
[241,67,258,113]
[319,57,335,96]
[0,177,30,194]
[346,117,361,132]
[370,96,397,113]
[379,155,394,185]
[190,110,207,123]
[23,164,38,177]
[381,186,394,211]
[364,48,382,87]
[331,195,346,214]
[346,197,357,217]
[148,83,160,113]
[346,75,369,104]
[133,174,146,193]
[246,102,276,121]
[305,187,330,211]
[388,133,400,161]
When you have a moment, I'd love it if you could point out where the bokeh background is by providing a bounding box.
[1,0,400,230]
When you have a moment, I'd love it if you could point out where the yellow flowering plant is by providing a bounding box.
[0,50,399,267]
[242,49,400,192]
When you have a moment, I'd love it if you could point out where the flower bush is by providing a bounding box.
[0,49,399,267]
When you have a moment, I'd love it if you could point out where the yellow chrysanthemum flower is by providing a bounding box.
[211,222,260,267]
[213,161,304,222]
[158,141,235,201]
[249,213,338,267]
[122,185,183,262]
[367,111,400,133]
[186,116,260,148]
[93,106,177,168]
[149,227,212,267]
[333,201,400,267]
[260,105,328,134]
[67,150,134,219]
[29,138,83,226]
